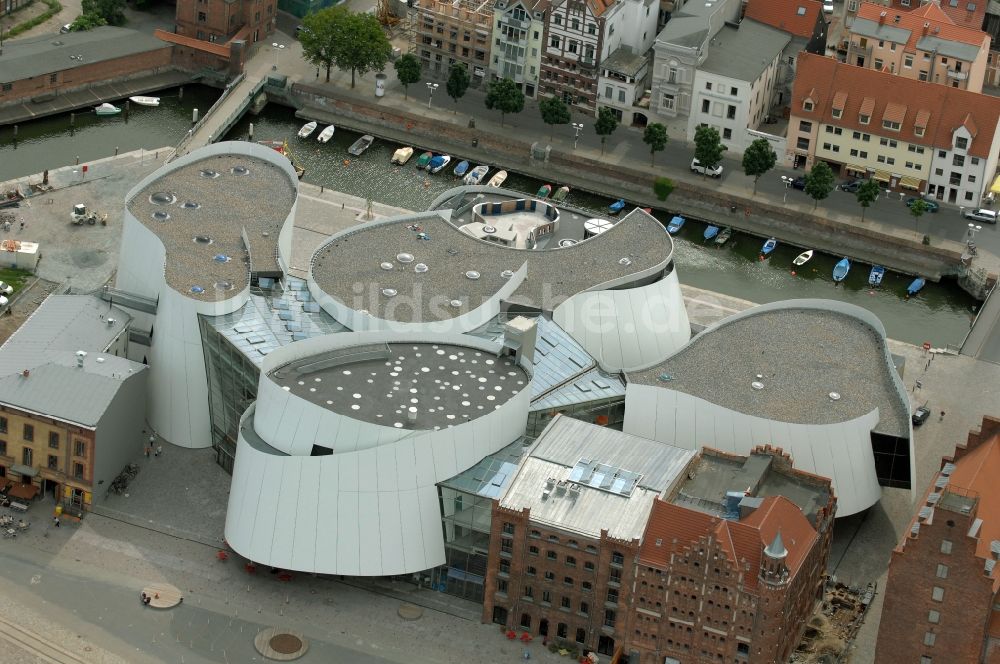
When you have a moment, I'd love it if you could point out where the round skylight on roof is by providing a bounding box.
[193,235,213,244]
[190,286,205,294]
[181,201,201,209]
[214,280,234,291]
[213,254,231,263]
[465,270,481,280]
[619,257,632,266]
[149,192,176,205]
[382,288,398,297]
[829,392,842,401]
[397,252,414,263]
[199,169,220,179]
[501,269,514,279]
[151,211,170,222]
[751,381,764,390]
[230,166,250,176]
[558,239,578,247]
[450,299,462,308]
[414,263,429,273]
[380,262,394,270]
[483,225,497,234]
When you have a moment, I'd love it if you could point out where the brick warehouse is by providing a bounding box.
[875,415,1000,664]
[481,416,835,662]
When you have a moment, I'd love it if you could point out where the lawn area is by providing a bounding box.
[0,268,33,293]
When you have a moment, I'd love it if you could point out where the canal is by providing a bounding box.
[0,94,979,348]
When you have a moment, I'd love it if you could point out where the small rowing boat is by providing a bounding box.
[297,121,317,138]
[833,257,851,283]
[907,277,926,297]
[608,199,626,215]
[416,151,433,169]
[760,237,777,257]
[552,186,570,203]
[537,184,552,199]
[793,250,813,266]
[714,227,732,245]
[487,170,508,187]
[317,125,335,143]
[454,160,470,177]
[348,134,375,156]
[703,225,719,241]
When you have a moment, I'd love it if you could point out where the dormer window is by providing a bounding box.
[915,127,925,137]
[955,136,969,150]
[803,100,814,111]
[859,114,870,125]
[883,120,900,131]
[832,108,842,119]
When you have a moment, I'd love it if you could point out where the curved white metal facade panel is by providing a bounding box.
[553,271,690,372]
[623,385,882,516]
[225,330,533,575]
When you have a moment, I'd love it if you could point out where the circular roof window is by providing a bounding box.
[619,257,632,266]
[751,381,764,390]
[230,166,250,176]
[149,192,176,205]
[465,270,481,280]
[829,391,842,401]
[181,201,201,209]
[214,281,233,291]
[213,254,231,263]
[199,169,220,179]
[380,262,394,270]
[382,288,398,297]
[558,239,578,247]
[414,263,429,273]
[190,286,205,294]
[193,235,213,244]
[483,225,497,234]
[396,252,414,264]
[449,299,462,308]
[501,270,514,279]
[151,211,170,222]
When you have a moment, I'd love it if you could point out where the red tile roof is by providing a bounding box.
[791,53,1000,158]
[744,0,823,39]
[639,497,818,590]
[882,0,987,29]
[853,2,988,51]
[947,433,1000,566]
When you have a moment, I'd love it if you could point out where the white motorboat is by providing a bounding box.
[391,146,414,165]
[317,125,335,143]
[487,170,508,187]
[129,96,160,107]
[428,154,451,174]
[464,165,489,185]
[94,103,121,116]
[792,250,814,266]
[297,121,318,138]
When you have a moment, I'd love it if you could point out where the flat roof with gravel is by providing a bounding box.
[628,307,909,437]
[269,342,529,430]
[126,154,296,301]
[310,209,671,321]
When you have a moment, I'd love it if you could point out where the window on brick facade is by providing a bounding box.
[529,546,539,556]
[609,568,621,584]
[566,556,576,567]
[603,609,616,627]
[607,588,618,604]
[932,586,944,601]
[545,571,555,581]
[527,566,536,576]
[198,11,207,21]
[73,463,84,480]
[580,601,589,615]
[928,610,940,624]
[524,585,533,598]
[582,581,593,591]
[547,551,557,561]
[921,657,932,664]
[48,432,59,449]
[561,596,571,608]
[557,623,568,638]
[23,424,33,442]
[924,631,936,646]
[530,530,541,538]
[500,560,510,575]
[47,455,58,470]
[501,539,512,554]
[936,564,948,579]
[0,440,6,456]
[0,417,6,434]
[611,552,624,565]
[497,579,508,593]
[542,590,551,603]
[576,628,586,643]
[521,613,531,628]
[584,561,595,571]
[564,577,573,586]
[502,522,515,535]
[585,545,597,554]
[940,540,952,554]
[22,448,32,466]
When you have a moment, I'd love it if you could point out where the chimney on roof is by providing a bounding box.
[879,10,887,24]
[923,21,930,36]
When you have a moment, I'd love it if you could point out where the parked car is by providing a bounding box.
[60,23,72,33]
[839,179,864,193]
[912,405,931,426]
[964,208,998,224]
[690,158,723,178]
[791,176,806,190]
[906,197,939,213]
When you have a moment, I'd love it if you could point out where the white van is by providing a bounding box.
[690,158,724,178]
[964,208,998,224]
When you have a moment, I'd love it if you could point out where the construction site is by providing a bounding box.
[791,582,876,663]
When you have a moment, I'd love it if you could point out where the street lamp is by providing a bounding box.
[271,42,285,71]
[968,222,983,255]
[426,82,439,108]
[572,122,584,149]
[781,176,792,203]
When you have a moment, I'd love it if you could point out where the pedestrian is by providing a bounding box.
[52,516,60,528]
[940,410,946,421]
[19,221,24,231]
[155,445,162,457]
[144,445,150,457]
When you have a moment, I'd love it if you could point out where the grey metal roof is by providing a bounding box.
[848,17,911,44]
[439,436,532,496]
[203,280,349,367]
[0,27,170,82]
[602,46,648,78]
[655,0,720,48]
[0,295,131,376]
[530,368,625,411]
[0,352,143,427]
[916,35,980,62]
[499,415,696,539]
[628,307,910,437]
[699,20,791,82]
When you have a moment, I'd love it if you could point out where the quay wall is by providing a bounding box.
[290,83,967,283]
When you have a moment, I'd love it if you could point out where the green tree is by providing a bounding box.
[485,78,524,127]
[741,138,777,193]
[446,63,470,109]
[693,125,727,175]
[393,54,421,100]
[643,123,668,167]
[80,0,125,26]
[855,179,880,222]
[804,162,835,209]
[70,12,108,30]
[301,8,391,87]
[653,177,674,201]
[539,97,570,140]
[908,198,929,236]
[594,107,618,155]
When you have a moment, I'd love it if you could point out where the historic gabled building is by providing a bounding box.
[491,0,551,97]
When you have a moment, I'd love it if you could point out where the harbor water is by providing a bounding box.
[0,94,979,348]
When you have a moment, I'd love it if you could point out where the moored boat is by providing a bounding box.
[428,154,451,174]
[464,165,489,185]
[317,125,335,143]
[416,151,433,169]
[0,188,24,209]
[608,199,626,215]
[128,96,160,107]
[760,237,777,257]
[348,134,375,156]
[792,250,814,266]
[868,265,885,287]
[95,103,121,116]
[833,257,851,282]
[667,216,686,235]
[907,277,926,297]
[297,121,317,138]
[714,227,732,245]
[552,186,570,203]
[258,140,305,179]
[536,184,552,199]
[703,225,719,241]
[454,160,470,177]
[391,146,414,165]
[487,170,508,187]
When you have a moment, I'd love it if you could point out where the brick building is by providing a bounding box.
[415,0,493,81]
[482,416,698,658]
[875,415,1000,664]
[629,446,836,664]
[158,0,276,71]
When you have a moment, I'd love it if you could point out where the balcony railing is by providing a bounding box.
[947,69,969,80]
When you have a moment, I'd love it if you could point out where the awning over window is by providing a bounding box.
[872,170,891,183]
[899,175,922,190]
[9,464,37,478]
[7,483,39,500]
[990,174,1000,195]
[845,164,867,174]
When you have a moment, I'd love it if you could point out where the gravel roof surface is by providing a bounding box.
[127,155,296,301]
[628,307,909,436]
[270,342,529,430]
[310,208,672,322]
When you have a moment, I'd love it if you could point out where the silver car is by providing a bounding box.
[964,208,998,224]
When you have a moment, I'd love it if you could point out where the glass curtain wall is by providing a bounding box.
[526,396,626,437]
